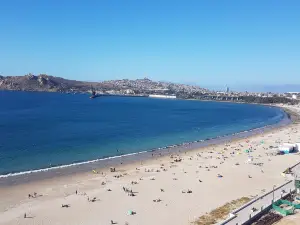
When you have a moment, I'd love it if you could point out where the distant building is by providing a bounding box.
[226,87,229,93]
[292,94,297,100]
[124,89,134,94]
[149,94,176,99]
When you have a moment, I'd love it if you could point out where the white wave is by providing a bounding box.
[0,150,148,178]
[0,110,290,179]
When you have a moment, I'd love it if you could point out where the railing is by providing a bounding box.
[218,162,300,225]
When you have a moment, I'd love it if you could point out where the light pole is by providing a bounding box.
[272,185,276,203]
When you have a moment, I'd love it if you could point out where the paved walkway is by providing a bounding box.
[220,162,300,225]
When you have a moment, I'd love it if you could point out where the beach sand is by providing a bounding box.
[275,213,300,225]
[1,105,300,225]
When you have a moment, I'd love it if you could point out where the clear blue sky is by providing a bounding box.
[0,0,299,90]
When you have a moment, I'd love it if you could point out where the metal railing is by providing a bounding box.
[218,162,300,225]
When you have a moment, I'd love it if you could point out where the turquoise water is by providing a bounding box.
[0,91,285,175]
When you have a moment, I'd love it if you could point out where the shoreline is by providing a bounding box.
[1,104,300,225]
[0,104,293,186]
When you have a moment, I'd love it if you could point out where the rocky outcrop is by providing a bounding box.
[0,74,209,95]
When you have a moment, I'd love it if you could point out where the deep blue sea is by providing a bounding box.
[0,91,285,175]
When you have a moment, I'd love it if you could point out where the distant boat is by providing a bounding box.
[90,86,100,99]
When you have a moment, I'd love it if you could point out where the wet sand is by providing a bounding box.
[0,104,300,225]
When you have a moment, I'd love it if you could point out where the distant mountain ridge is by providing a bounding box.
[0,74,209,95]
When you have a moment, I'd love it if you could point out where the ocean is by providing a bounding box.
[0,91,286,177]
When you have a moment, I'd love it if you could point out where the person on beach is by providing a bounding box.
[24,213,26,218]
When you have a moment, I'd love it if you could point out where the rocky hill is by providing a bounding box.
[0,74,209,95]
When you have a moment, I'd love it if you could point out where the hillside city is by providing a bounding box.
[0,74,299,104]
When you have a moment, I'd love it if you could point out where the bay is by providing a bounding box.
[0,91,285,175]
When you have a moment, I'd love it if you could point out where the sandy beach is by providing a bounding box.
[1,105,300,225]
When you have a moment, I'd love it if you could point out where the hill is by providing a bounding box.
[0,74,209,95]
